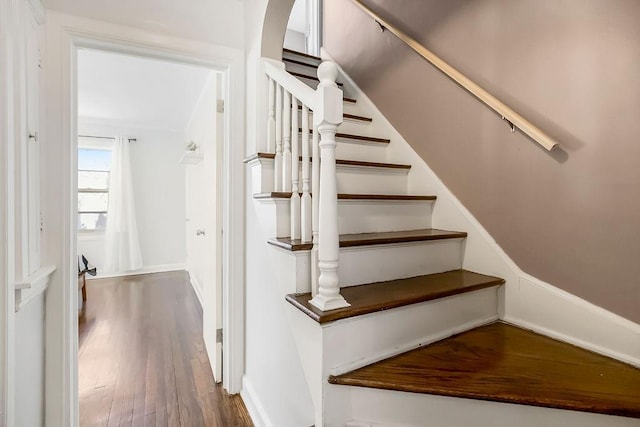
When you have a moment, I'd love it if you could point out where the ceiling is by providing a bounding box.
[43,0,244,48]
[78,49,214,131]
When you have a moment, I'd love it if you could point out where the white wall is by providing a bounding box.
[15,293,45,427]
[44,0,245,49]
[283,29,305,52]
[77,121,187,275]
[241,3,316,425]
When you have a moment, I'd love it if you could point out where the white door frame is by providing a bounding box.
[307,0,322,56]
[48,16,245,426]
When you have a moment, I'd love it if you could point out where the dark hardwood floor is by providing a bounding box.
[79,271,252,426]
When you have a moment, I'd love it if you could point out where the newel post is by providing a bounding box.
[309,61,350,311]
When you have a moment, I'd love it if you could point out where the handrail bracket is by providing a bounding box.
[502,116,516,133]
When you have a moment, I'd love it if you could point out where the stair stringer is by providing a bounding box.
[345,387,640,427]
[320,48,640,367]
[285,286,501,427]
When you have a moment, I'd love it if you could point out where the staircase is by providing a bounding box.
[246,48,640,426]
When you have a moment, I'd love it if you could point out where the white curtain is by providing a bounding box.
[104,137,143,273]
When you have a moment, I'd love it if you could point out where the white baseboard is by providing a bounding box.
[186,269,204,308]
[87,263,186,280]
[323,49,640,367]
[241,376,273,427]
[504,274,640,367]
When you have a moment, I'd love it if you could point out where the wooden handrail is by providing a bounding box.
[350,0,560,152]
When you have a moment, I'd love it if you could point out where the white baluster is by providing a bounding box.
[301,105,312,243]
[290,96,301,240]
[274,84,283,191]
[267,78,276,153]
[311,125,319,296]
[282,90,292,192]
[309,62,350,311]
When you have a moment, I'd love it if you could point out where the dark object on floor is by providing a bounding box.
[78,255,97,302]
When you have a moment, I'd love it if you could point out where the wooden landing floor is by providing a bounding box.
[330,322,640,418]
[79,271,252,426]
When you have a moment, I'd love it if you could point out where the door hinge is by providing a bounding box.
[216,328,223,343]
[216,99,224,113]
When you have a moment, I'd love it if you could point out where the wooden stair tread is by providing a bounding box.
[283,48,321,62]
[295,105,372,123]
[289,70,344,87]
[329,322,640,419]
[268,228,467,252]
[283,56,319,69]
[245,153,410,170]
[298,128,390,144]
[337,132,388,144]
[286,270,504,323]
[255,192,434,201]
[343,112,372,122]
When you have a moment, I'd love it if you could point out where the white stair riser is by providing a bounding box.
[338,239,463,286]
[335,137,390,162]
[268,237,463,290]
[283,61,320,76]
[338,200,432,234]
[257,198,433,236]
[324,287,499,376]
[343,388,640,427]
[249,158,409,195]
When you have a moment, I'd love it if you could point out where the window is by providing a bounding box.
[78,138,113,231]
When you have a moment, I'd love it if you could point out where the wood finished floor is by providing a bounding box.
[79,271,252,427]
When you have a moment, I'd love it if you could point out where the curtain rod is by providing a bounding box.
[78,134,137,142]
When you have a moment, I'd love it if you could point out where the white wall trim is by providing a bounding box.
[503,274,640,367]
[45,11,245,426]
[86,263,187,280]
[0,0,16,422]
[186,269,204,308]
[15,264,56,311]
[322,49,640,367]
[240,376,273,427]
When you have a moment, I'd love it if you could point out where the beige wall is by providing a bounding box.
[324,0,640,323]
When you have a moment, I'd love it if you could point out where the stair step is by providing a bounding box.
[289,70,344,87]
[283,48,321,62]
[255,192,433,201]
[246,153,407,170]
[298,128,390,144]
[283,56,319,69]
[329,322,640,419]
[286,269,504,324]
[268,228,466,252]
[295,105,372,123]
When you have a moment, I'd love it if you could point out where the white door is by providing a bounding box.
[185,73,223,381]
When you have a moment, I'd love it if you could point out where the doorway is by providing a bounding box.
[75,48,225,422]
[49,21,245,426]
